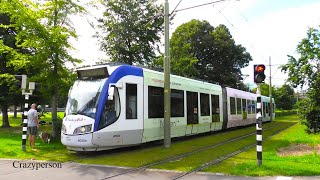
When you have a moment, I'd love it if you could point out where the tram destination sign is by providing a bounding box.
[77,67,108,79]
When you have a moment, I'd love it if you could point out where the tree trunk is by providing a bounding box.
[51,51,60,139]
[1,106,10,127]
[51,92,59,138]
[13,104,17,118]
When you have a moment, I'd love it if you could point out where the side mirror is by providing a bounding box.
[108,86,114,100]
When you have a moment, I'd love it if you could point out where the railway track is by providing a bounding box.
[98,122,295,180]
[171,124,293,180]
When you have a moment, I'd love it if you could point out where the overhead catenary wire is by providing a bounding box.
[173,0,230,13]
[170,0,183,15]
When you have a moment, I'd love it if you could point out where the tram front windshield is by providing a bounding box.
[65,78,106,119]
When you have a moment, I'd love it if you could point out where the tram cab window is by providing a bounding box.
[98,87,120,129]
[126,84,137,119]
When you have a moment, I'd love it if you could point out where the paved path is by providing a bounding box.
[0,159,319,180]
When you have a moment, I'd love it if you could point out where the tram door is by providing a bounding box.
[187,91,199,124]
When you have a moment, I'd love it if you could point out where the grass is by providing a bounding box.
[0,112,76,162]
[203,116,320,176]
[76,121,294,168]
[1,113,319,176]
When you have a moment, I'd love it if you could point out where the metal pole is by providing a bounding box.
[256,84,262,166]
[163,0,171,148]
[269,56,273,122]
[22,95,29,151]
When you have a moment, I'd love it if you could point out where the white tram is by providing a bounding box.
[61,64,275,151]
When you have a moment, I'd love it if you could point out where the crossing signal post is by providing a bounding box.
[16,75,35,151]
[253,64,265,166]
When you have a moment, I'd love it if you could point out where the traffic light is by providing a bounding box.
[14,75,27,89]
[254,64,266,83]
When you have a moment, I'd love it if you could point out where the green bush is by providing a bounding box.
[275,110,297,117]
[295,98,320,134]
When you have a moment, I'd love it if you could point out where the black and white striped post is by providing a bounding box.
[17,74,35,151]
[256,84,262,166]
[22,95,29,151]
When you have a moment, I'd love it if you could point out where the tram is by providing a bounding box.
[61,63,275,151]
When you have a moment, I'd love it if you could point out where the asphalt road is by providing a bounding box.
[0,159,319,180]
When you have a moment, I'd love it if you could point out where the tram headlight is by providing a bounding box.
[61,124,66,134]
[73,124,92,134]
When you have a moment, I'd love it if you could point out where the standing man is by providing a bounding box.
[27,103,38,149]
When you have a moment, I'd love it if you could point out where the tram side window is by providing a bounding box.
[247,100,252,114]
[200,93,210,116]
[211,95,220,122]
[148,86,164,118]
[273,103,275,113]
[249,100,254,114]
[187,91,199,124]
[252,100,256,114]
[265,102,269,113]
[263,102,266,117]
[230,97,236,115]
[242,99,247,112]
[126,84,137,119]
[236,98,242,115]
[171,89,184,117]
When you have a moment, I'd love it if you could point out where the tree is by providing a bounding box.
[0,0,84,137]
[282,27,320,89]
[98,0,163,65]
[0,74,17,127]
[273,84,295,110]
[169,20,252,88]
[252,83,274,96]
[282,26,320,133]
[0,13,26,127]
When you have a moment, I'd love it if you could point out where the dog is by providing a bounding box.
[38,132,51,143]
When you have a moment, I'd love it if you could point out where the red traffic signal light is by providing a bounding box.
[254,64,266,83]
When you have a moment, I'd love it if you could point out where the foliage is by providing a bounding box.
[282,27,320,89]
[274,84,296,110]
[0,0,84,137]
[0,13,26,127]
[167,20,252,88]
[296,98,320,133]
[98,0,163,65]
[252,84,296,110]
[251,83,273,96]
[275,110,297,117]
[282,26,320,132]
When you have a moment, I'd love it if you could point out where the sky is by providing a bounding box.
[69,0,320,89]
